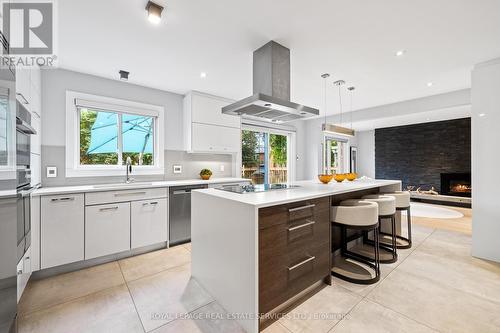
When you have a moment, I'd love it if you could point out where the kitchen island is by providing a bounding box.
[191,179,401,333]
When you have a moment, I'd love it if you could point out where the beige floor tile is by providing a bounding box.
[18,284,143,333]
[263,322,292,333]
[182,243,192,252]
[127,263,213,332]
[331,299,436,332]
[152,302,245,333]
[397,249,500,304]
[278,285,362,333]
[119,246,191,282]
[367,269,500,333]
[18,261,125,315]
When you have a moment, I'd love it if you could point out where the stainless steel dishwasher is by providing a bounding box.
[169,184,208,245]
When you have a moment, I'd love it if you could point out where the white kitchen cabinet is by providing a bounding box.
[30,195,40,272]
[131,198,168,249]
[183,91,241,153]
[191,123,241,153]
[85,202,130,259]
[15,68,31,106]
[41,194,84,269]
[17,247,31,302]
[188,92,240,128]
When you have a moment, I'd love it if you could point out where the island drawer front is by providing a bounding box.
[259,242,330,314]
[85,188,168,205]
[259,197,330,230]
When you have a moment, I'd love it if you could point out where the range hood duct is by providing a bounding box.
[222,41,319,123]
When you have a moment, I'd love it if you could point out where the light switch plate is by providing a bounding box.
[173,165,182,174]
[46,166,57,178]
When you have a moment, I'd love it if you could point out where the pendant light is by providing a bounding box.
[348,86,355,131]
[322,79,355,137]
[321,73,330,129]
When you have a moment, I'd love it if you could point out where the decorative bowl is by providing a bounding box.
[318,174,334,184]
[201,174,211,180]
[346,173,357,181]
[333,173,346,183]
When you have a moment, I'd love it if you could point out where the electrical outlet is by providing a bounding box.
[46,166,57,178]
[173,165,182,174]
[220,165,225,172]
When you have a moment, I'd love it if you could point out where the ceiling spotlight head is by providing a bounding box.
[333,80,346,86]
[119,70,129,81]
[347,86,355,91]
[395,50,406,57]
[321,73,330,79]
[146,1,164,24]
[200,72,207,78]
[427,82,433,87]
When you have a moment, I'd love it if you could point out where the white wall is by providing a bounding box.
[471,58,500,263]
[356,130,375,178]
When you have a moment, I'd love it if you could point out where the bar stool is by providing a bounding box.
[331,199,381,285]
[361,194,397,264]
[381,191,412,249]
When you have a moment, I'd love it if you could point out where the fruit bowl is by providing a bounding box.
[318,174,334,184]
[346,173,357,181]
[333,173,346,183]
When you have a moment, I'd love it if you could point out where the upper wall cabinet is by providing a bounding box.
[183,91,241,153]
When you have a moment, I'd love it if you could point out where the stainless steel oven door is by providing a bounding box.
[16,186,34,262]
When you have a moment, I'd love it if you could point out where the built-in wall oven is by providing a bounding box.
[16,101,36,263]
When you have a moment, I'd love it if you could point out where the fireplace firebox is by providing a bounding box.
[440,173,471,197]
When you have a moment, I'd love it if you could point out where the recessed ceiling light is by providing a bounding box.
[200,72,207,78]
[479,113,486,117]
[119,70,129,81]
[146,1,164,24]
[395,50,406,57]
[427,82,433,87]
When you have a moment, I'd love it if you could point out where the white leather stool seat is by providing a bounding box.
[361,194,396,216]
[331,199,379,227]
[381,191,410,208]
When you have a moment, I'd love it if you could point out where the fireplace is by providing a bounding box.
[441,173,471,197]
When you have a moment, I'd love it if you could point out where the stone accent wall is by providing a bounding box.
[375,118,471,191]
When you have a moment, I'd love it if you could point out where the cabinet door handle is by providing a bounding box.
[142,201,158,206]
[288,256,315,271]
[114,191,146,197]
[99,206,119,212]
[17,269,23,275]
[288,220,315,231]
[51,197,75,202]
[16,93,29,105]
[288,204,315,213]
[33,111,41,119]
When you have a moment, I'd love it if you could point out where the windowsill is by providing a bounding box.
[65,166,164,178]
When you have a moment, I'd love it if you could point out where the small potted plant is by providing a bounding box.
[200,168,212,180]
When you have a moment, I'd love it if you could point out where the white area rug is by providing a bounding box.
[402,202,464,219]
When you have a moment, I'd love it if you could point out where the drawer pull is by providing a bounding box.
[142,201,158,206]
[99,206,119,212]
[51,197,75,202]
[288,256,315,271]
[288,220,315,231]
[288,204,315,213]
[114,191,147,197]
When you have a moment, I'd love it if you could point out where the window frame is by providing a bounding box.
[241,123,296,183]
[322,134,349,174]
[65,91,164,178]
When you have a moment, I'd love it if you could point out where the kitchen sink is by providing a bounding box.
[92,182,153,189]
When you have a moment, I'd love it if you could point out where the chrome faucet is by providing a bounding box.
[126,157,134,183]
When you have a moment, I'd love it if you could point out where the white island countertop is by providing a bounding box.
[31,177,249,196]
[194,179,402,208]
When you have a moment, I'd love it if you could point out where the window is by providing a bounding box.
[241,126,294,184]
[66,91,164,177]
[322,136,347,174]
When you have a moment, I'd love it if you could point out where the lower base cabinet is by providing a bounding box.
[131,198,168,249]
[85,202,131,260]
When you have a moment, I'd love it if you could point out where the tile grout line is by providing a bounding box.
[118,260,148,333]
[148,300,218,332]
[18,261,127,318]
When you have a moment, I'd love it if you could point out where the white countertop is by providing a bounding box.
[31,177,250,196]
[194,179,402,208]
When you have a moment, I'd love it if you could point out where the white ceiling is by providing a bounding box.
[57,0,500,114]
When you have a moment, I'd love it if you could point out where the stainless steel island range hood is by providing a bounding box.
[222,41,319,123]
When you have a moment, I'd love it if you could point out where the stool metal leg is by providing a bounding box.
[362,215,398,264]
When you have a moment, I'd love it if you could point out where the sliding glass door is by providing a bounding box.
[323,136,347,174]
[241,128,291,184]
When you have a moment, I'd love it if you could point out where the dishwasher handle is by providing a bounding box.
[172,190,191,195]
